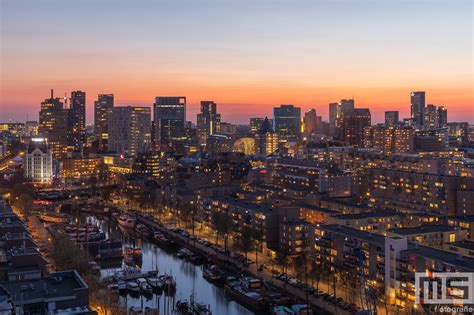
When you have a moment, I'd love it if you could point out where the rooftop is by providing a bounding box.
[0,270,88,303]
[448,241,474,251]
[448,215,474,223]
[405,244,474,270]
[299,204,339,214]
[389,224,457,235]
[331,211,398,220]
[319,224,386,246]
[209,196,275,215]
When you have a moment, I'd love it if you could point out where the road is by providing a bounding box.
[135,213,351,315]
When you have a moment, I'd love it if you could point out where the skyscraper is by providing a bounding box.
[303,109,317,135]
[410,91,425,127]
[153,96,186,149]
[108,106,152,157]
[197,101,220,147]
[38,90,68,158]
[385,111,399,127]
[424,104,437,128]
[273,104,301,142]
[340,99,355,114]
[437,106,448,128]
[68,91,86,152]
[255,117,278,156]
[94,94,114,151]
[342,108,371,147]
[329,102,341,136]
[250,118,273,134]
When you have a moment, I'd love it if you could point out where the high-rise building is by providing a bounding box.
[410,91,425,127]
[384,111,399,127]
[68,91,86,152]
[94,94,114,151]
[342,108,371,147]
[250,118,273,134]
[340,99,355,114]
[438,106,448,128]
[197,101,221,147]
[303,109,317,135]
[273,104,301,142]
[329,102,341,136]
[38,90,68,158]
[108,106,152,157]
[219,122,237,134]
[255,117,279,156]
[24,138,53,183]
[153,96,186,149]
[424,104,437,128]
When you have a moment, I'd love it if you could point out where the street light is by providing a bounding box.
[255,239,259,269]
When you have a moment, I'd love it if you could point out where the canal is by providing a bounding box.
[76,214,255,315]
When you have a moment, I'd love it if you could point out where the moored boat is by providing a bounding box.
[136,277,153,295]
[117,214,136,229]
[39,212,69,223]
[127,281,140,294]
[203,265,224,285]
[146,276,164,291]
[117,280,127,293]
[114,268,145,280]
[224,276,269,312]
[159,274,176,291]
[135,223,152,238]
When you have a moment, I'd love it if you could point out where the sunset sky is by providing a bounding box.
[1,0,472,124]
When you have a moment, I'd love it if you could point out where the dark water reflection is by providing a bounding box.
[77,215,254,315]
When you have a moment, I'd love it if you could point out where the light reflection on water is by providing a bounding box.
[80,215,254,315]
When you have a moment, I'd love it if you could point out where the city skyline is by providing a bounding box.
[0,88,467,125]
[1,2,474,313]
[1,0,473,124]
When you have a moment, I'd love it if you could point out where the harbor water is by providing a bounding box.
[77,214,254,315]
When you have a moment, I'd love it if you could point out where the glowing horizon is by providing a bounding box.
[1,0,472,124]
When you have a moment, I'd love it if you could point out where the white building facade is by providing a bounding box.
[24,138,53,183]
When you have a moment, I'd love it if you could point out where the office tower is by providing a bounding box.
[410,91,425,127]
[273,104,301,142]
[24,138,53,183]
[38,89,68,158]
[384,111,399,127]
[340,99,355,114]
[255,117,279,156]
[329,102,341,136]
[153,96,186,149]
[94,94,114,151]
[424,104,437,128]
[219,122,237,134]
[316,116,322,126]
[342,108,371,147]
[250,117,273,134]
[438,106,448,128]
[197,101,220,147]
[108,106,152,157]
[68,91,86,152]
[303,109,317,135]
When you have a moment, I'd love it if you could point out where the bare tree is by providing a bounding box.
[234,225,254,261]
